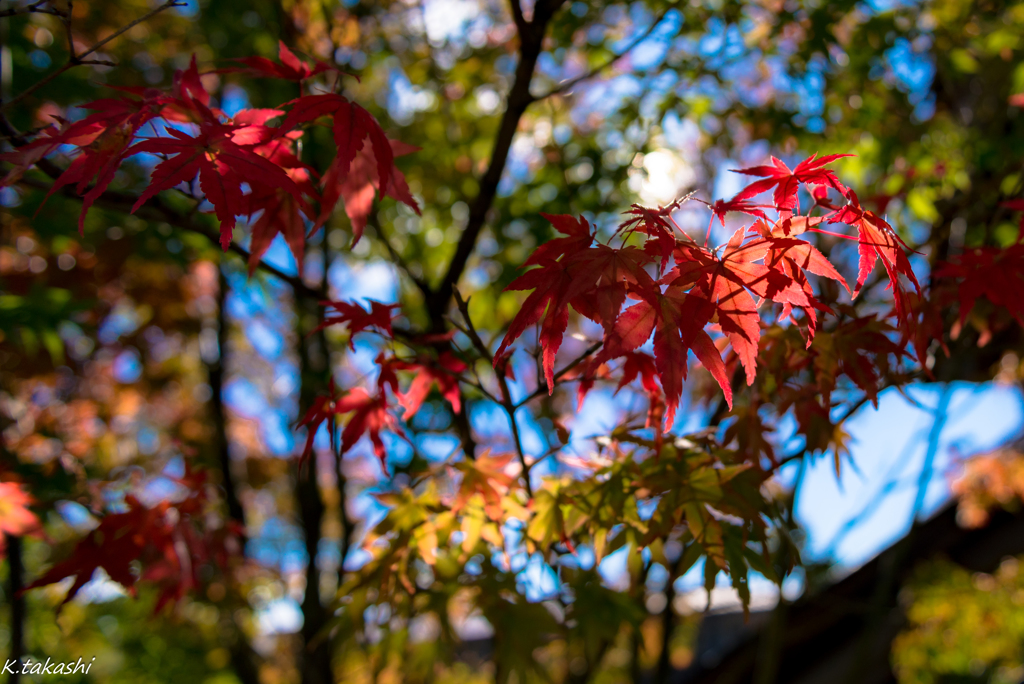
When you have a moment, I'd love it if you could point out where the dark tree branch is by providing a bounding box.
[507,0,527,35]
[426,0,568,329]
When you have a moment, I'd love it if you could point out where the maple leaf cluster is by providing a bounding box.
[297,299,471,469]
[12,37,1021,632]
[497,154,922,430]
[23,468,241,613]
[0,42,419,273]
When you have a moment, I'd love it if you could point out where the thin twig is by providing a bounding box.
[366,209,432,299]
[0,1,65,18]
[514,341,603,408]
[455,289,533,497]
[532,4,677,101]
[0,0,184,112]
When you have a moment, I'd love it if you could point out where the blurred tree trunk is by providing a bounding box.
[296,286,333,684]
[211,263,246,533]
[6,534,24,684]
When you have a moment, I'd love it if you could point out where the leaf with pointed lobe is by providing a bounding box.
[0,483,43,557]
[245,152,317,275]
[316,137,420,244]
[127,121,310,249]
[498,223,659,393]
[833,189,921,328]
[224,41,339,82]
[494,258,589,391]
[565,244,657,333]
[23,496,167,607]
[732,153,852,211]
[934,244,1024,329]
[702,196,770,227]
[335,388,405,470]
[618,203,684,270]
[279,94,396,193]
[16,95,163,232]
[397,351,468,418]
[315,300,400,347]
[297,381,340,465]
[526,213,594,266]
[614,351,661,397]
[629,286,723,426]
[1000,199,1024,241]
[172,55,211,107]
[704,272,761,386]
[452,451,517,522]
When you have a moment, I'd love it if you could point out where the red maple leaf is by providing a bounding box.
[669,230,784,385]
[613,351,666,434]
[1000,198,1024,241]
[0,482,44,558]
[934,244,1024,329]
[648,286,730,424]
[593,286,728,427]
[297,380,406,470]
[297,384,340,465]
[697,196,770,245]
[528,213,594,266]
[614,351,661,397]
[336,388,405,470]
[127,112,311,249]
[316,137,420,244]
[732,153,852,212]
[171,55,211,109]
[833,188,921,325]
[279,94,394,191]
[496,234,655,391]
[23,496,171,607]
[494,258,588,392]
[397,351,468,418]
[618,202,685,270]
[245,138,319,274]
[224,41,338,82]
[20,95,165,232]
[314,299,400,347]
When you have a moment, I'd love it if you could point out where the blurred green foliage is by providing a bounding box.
[893,557,1024,684]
